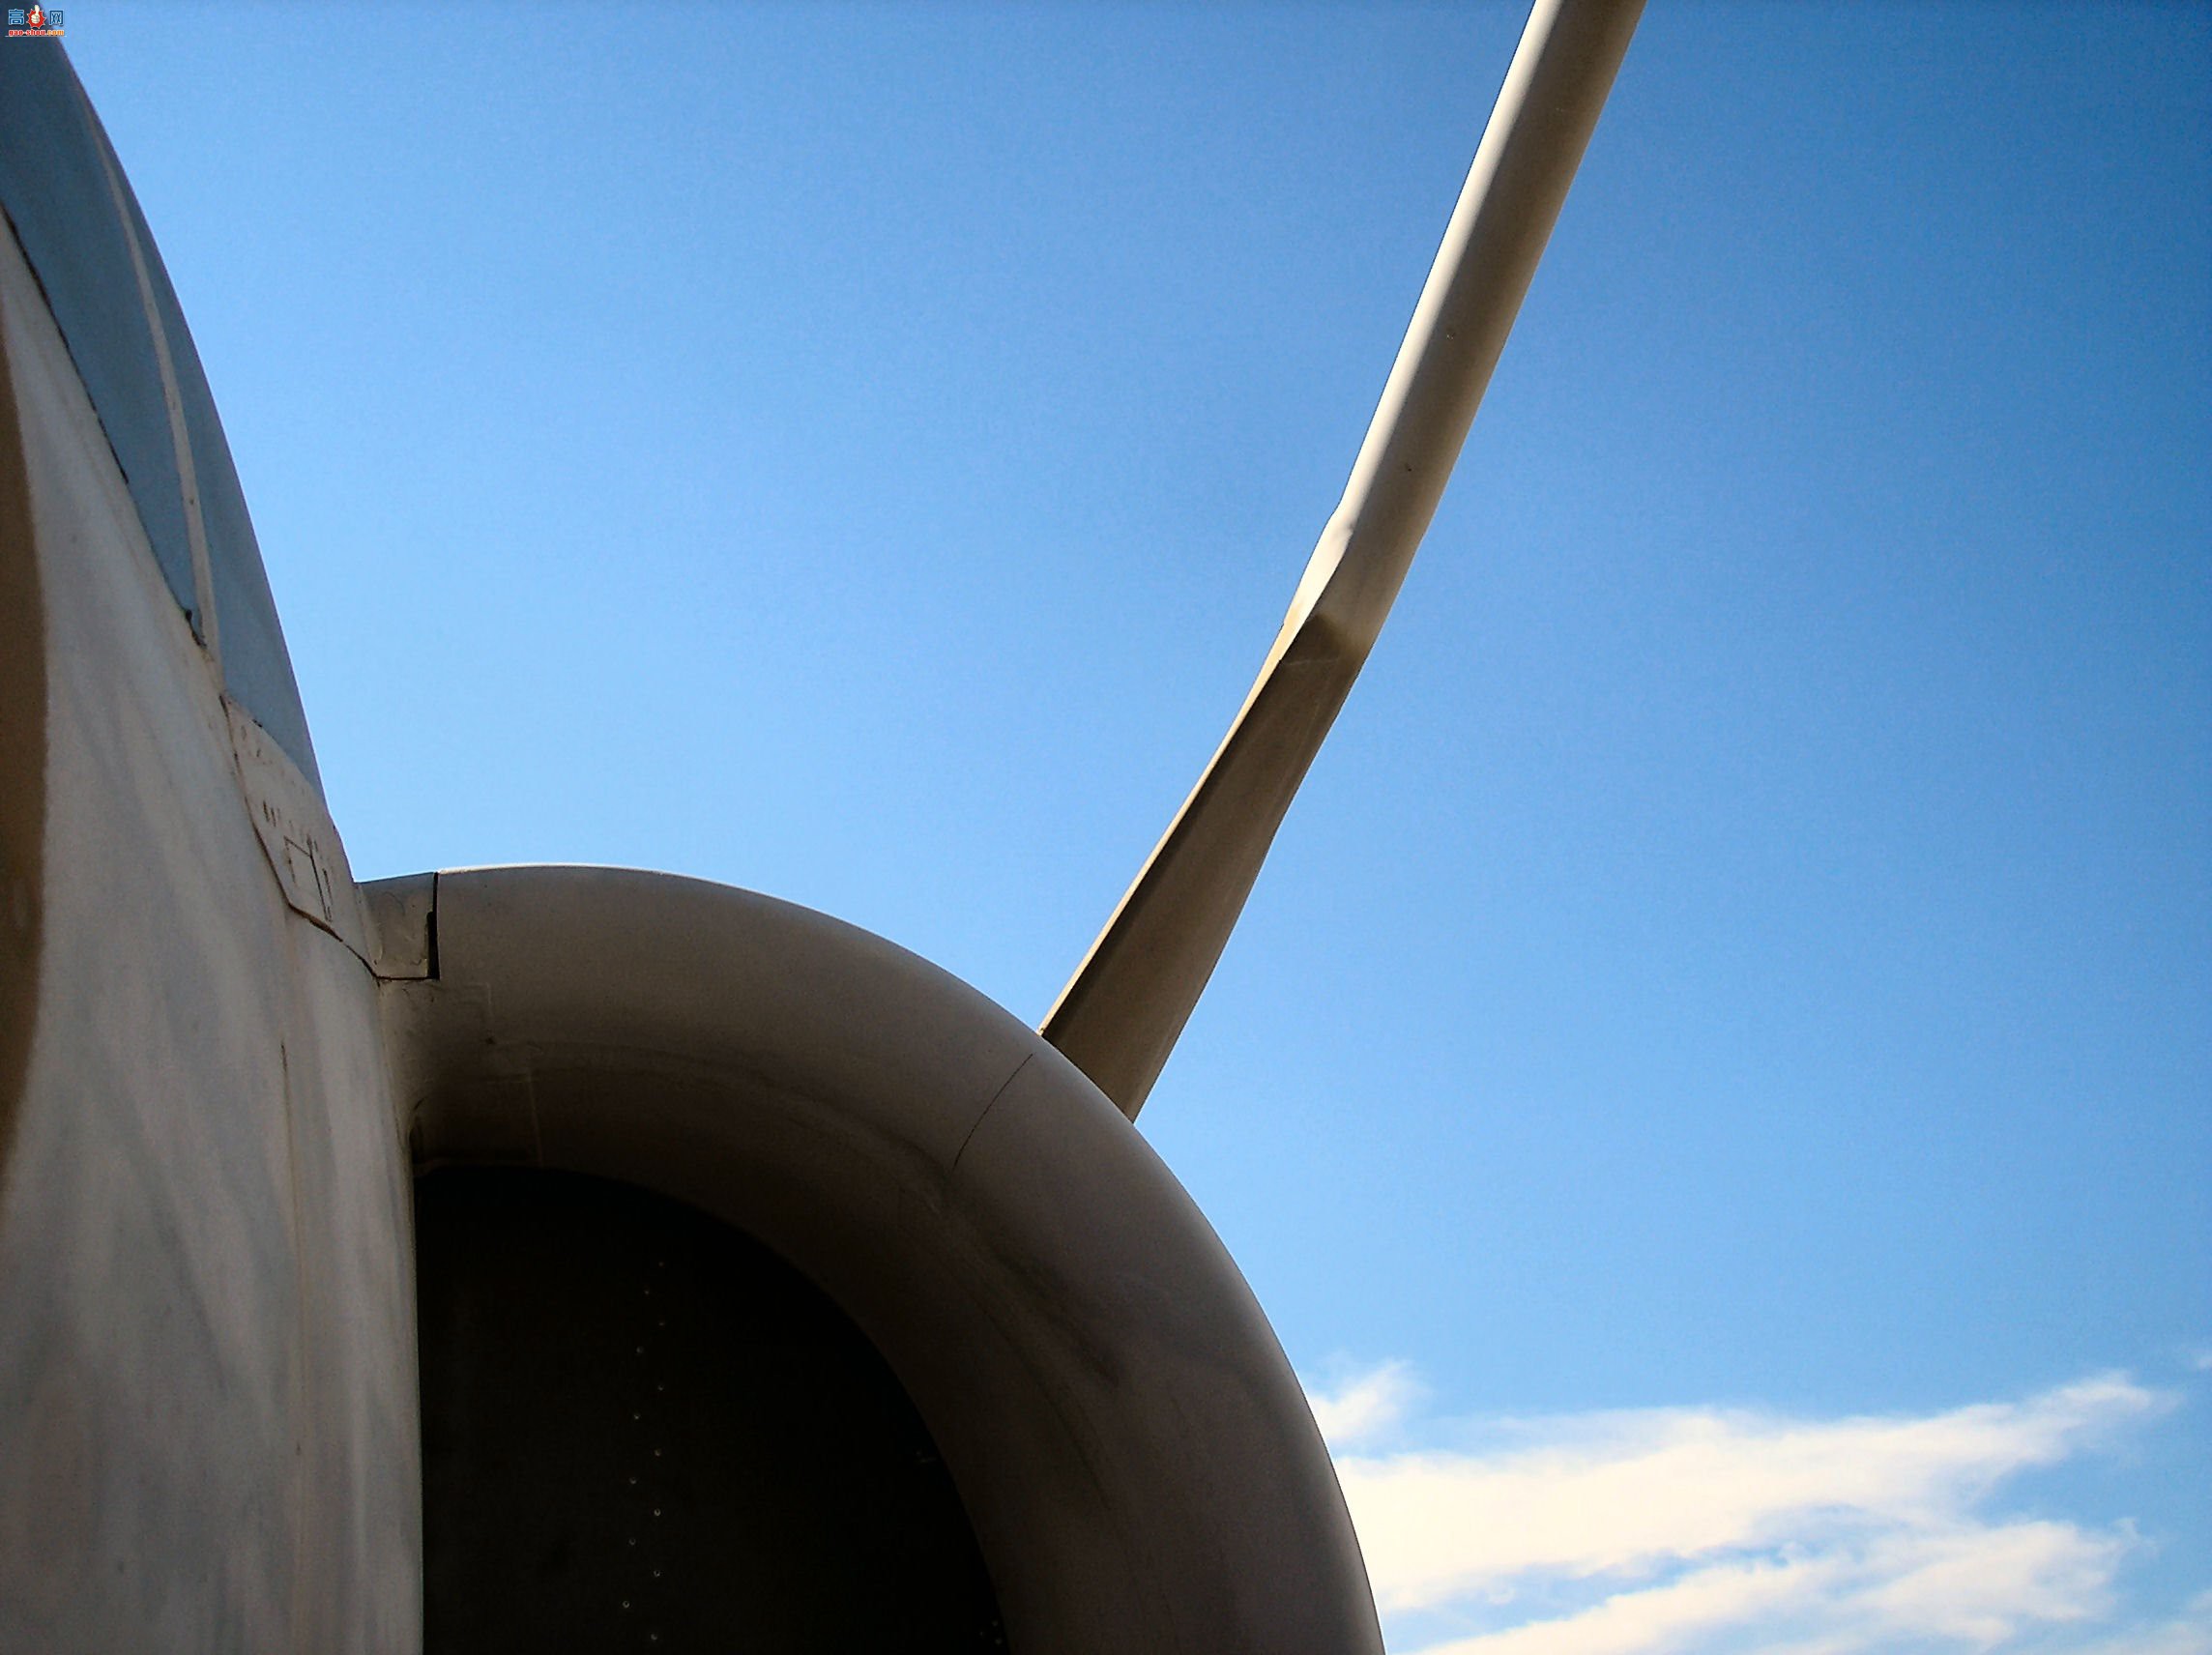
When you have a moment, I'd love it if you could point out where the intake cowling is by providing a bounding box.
[372,865,1383,1655]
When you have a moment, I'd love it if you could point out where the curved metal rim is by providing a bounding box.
[384,864,1382,1655]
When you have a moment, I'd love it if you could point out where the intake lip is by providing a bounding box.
[381,863,1382,1655]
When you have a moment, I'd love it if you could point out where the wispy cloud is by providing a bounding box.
[1299,1367,2201,1655]
[1309,1358,1421,1450]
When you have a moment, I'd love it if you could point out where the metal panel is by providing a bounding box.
[126,176,325,790]
[0,41,324,790]
[389,865,1383,1655]
[0,214,419,1650]
[0,40,195,627]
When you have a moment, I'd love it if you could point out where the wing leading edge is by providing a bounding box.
[1043,0,1644,1118]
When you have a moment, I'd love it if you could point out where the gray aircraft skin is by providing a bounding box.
[0,3,1639,1649]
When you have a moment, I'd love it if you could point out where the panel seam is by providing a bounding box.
[85,103,218,676]
[950,1054,1030,1177]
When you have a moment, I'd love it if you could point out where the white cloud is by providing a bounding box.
[1308,1359,1421,1450]
[2061,1593,2212,1655]
[1299,1367,2195,1655]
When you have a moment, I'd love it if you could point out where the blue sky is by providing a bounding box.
[66,5,2208,1649]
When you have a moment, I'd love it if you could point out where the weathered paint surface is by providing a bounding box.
[0,226,42,1184]
[0,216,420,1650]
[389,865,1382,1655]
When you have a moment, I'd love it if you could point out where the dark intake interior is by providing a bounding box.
[416,1168,1006,1652]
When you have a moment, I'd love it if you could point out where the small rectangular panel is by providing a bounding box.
[226,697,367,960]
[361,874,435,981]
